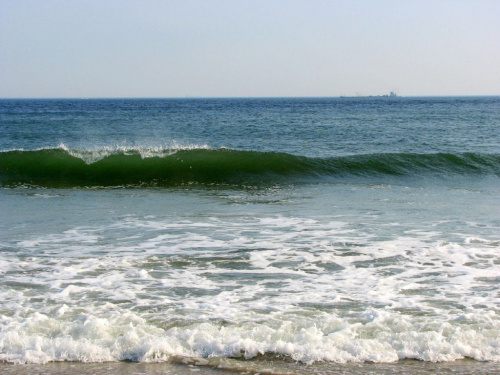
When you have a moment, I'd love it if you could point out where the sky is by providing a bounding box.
[1,0,499,98]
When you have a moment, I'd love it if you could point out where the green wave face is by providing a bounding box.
[0,148,313,188]
[1,148,499,188]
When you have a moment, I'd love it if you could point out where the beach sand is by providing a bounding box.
[1,359,500,375]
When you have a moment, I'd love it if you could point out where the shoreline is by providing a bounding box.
[2,359,500,375]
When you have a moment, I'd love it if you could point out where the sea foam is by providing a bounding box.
[1,214,499,364]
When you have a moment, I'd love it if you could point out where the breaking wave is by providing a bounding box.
[1,146,499,187]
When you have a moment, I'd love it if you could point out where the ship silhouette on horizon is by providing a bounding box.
[341,91,399,98]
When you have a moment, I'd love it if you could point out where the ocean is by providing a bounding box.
[1,97,499,374]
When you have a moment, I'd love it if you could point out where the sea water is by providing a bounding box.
[1,97,499,373]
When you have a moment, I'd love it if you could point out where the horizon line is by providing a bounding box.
[1,94,499,100]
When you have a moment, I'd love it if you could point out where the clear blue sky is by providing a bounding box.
[1,0,499,98]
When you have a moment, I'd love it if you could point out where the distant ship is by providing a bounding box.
[340,92,399,98]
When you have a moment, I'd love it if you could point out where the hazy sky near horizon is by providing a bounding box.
[1,0,499,98]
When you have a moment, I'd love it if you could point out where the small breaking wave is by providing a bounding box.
[0,146,499,188]
[1,310,499,365]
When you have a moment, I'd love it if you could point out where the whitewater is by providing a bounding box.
[1,97,499,374]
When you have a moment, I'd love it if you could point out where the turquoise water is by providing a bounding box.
[1,97,499,372]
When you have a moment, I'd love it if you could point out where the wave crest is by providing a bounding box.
[1,147,499,188]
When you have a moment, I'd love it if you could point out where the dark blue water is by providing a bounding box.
[1,97,499,156]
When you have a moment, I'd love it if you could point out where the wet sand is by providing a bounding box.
[0,362,237,375]
[1,359,500,375]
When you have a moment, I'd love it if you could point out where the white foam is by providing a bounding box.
[1,214,499,364]
[1,309,499,364]
[57,142,211,164]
